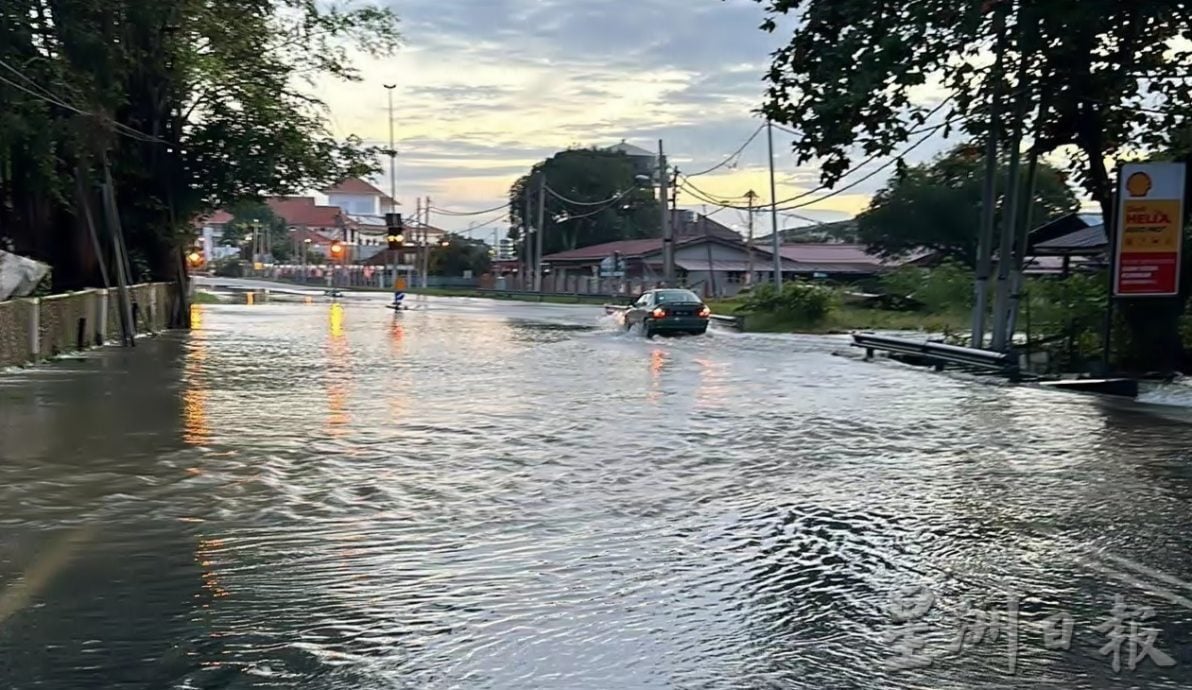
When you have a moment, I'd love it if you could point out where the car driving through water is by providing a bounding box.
[622,288,711,337]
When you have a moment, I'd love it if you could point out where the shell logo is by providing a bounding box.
[1126,171,1152,197]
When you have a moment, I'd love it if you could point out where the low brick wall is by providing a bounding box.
[0,282,179,368]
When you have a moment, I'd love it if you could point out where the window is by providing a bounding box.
[726,272,744,285]
[654,289,702,304]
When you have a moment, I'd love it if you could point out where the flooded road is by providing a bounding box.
[4,293,1192,689]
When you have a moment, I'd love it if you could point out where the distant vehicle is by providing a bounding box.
[622,289,711,337]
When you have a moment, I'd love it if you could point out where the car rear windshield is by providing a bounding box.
[654,290,702,304]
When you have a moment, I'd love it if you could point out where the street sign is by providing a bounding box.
[599,254,624,278]
[1114,162,1186,297]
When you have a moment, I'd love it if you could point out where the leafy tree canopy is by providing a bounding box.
[429,236,492,277]
[508,149,659,256]
[753,0,1192,216]
[0,0,399,290]
[858,144,1078,265]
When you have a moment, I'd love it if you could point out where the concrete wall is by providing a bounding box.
[0,283,176,369]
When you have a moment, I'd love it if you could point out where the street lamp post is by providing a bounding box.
[383,83,399,292]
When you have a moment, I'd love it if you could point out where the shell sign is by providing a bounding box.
[1114,162,1186,296]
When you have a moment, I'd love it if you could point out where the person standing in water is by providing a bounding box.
[392,274,406,308]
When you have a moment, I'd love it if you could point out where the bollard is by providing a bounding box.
[97,290,108,345]
[28,298,39,361]
[76,317,87,351]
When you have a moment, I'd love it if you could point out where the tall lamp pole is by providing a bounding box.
[383,83,398,288]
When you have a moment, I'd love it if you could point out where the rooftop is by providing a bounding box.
[266,196,344,228]
[323,177,397,207]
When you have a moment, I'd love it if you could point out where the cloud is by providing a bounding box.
[305,0,964,233]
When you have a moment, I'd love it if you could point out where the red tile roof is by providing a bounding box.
[544,238,665,262]
[196,210,234,227]
[266,196,344,229]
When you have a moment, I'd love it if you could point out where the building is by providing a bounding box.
[773,244,933,278]
[194,210,240,262]
[323,177,396,216]
[541,211,798,297]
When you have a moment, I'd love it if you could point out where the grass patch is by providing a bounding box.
[707,296,970,334]
[192,290,227,304]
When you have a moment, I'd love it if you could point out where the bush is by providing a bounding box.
[742,281,833,323]
[213,258,245,277]
[880,260,974,313]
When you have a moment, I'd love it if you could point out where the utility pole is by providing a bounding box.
[534,176,545,292]
[411,196,420,288]
[992,7,1030,352]
[766,121,782,287]
[972,4,1007,349]
[659,140,673,286]
[523,182,532,289]
[384,83,398,291]
[702,206,717,298]
[745,190,758,286]
[422,196,431,288]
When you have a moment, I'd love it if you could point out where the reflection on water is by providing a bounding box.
[326,303,351,435]
[183,305,210,447]
[3,298,1192,689]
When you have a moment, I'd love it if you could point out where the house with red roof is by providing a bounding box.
[541,211,798,297]
[323,177,396,216]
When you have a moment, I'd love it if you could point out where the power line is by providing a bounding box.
[429,201,511,216]
[0,62,168,145]
[683,122,766,177]
[679,120,946,213]
[544,183,636,207]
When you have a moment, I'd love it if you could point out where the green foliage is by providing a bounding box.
[212,258,245,278]
[1021,272,1109,371]
[508,149,659,255]
[880,260,974,313]
[429,237,492,277]
[752,0,1192,210]
[858,146,1078,265]
[0,0,399,291]
[741,281,833,324]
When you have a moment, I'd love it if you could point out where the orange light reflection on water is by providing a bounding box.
[326,304,351,435]
[182,305,211,447]
[647,348,668,405]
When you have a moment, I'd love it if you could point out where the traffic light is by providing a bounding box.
[330,241,345,261]
[386,213,404,251]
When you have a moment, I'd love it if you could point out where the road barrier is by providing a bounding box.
[852,332,1018,377]
[0,283,178,369]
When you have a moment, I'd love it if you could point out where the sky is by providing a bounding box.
[310,0,961,237]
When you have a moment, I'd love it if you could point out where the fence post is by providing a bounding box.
[98,290,109,344]
[29,298,40,361]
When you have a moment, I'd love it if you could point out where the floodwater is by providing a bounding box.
[3,292,1192,689]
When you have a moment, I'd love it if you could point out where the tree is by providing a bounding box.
[218,201,294,261]
[508,149,659,257]
[0,0,398,294]
[429,236,491,277]
[753,0,1192,373]
[859,144,1078,265]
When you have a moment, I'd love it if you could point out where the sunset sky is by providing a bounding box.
[312,0,961,236]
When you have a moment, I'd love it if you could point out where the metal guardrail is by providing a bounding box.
[852,333,1018,377]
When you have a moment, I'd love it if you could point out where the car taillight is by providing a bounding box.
[651,307,667,318]
[698,306,711,317]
